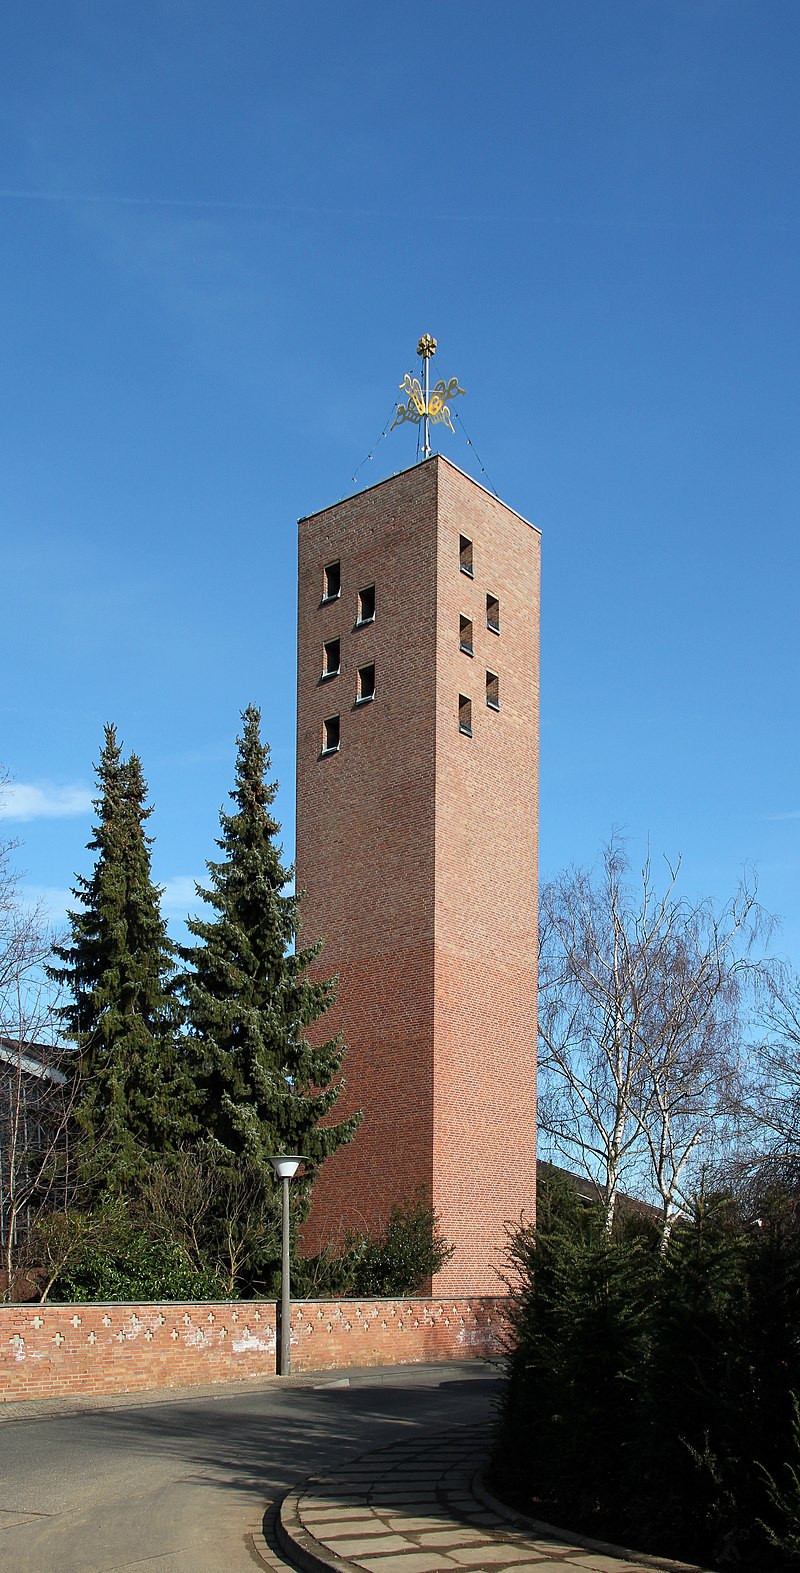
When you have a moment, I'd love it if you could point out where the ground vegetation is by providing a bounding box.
[492,1165,800,1571]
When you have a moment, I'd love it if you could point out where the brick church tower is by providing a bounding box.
[296,452,539,1294]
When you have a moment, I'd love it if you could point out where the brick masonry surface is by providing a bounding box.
[0,1295,506,1401]
[296,457,539,1295]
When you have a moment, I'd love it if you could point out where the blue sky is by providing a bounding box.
[2,0,799,967]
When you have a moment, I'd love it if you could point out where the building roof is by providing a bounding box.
[0,1038,68,1086]
[298,452,541,535]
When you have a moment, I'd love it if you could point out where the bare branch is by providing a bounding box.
[538,837,768,1240]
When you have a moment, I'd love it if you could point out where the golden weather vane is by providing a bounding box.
[390,334,465,459]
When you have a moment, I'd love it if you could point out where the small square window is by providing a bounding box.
[322,715,340,754]
[323,561,341,602]
[459,615,474,656]
[487,594,500,633]
[486,671,500,711]
[357,584,376,624]
[322,637,340,679]
[458,694,472,737]
[459,535,473,577]
[356,663,376,704]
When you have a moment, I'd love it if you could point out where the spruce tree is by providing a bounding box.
[51,727,191,1194]
[181,705,360,1208]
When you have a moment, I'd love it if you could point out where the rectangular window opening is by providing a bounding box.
[459,615,474,656]
[322,715,340,755]
[356,584,376,625]
[459,535,473,577]
[458,694,472,737]
[487,594,500,633]
[486,671,500,711]
[356,662,376,704]
[323,561,341,602]
[322,637,340,679]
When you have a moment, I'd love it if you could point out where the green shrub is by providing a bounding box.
[294,1189,454,1298]
[48,1213,224,1302]
[492,1175,800,1572]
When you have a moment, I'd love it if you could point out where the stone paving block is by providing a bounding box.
[389,1473,442,1480]
[529,1547,586,1557]
[414,1529,497,1548]
[357,1555,460,1573]
[332,1534,417,1556]
[316,1520,387,1538]
[309,1490,371,1503]
[519,1564,590,1572]
[385,1518,462,1534]
[375,1477,442,1485]
[449,1544,556,1565]
[278,1425,664,1573]
[371,1491,441,1505]
[303,1501,372,1516]
[300,1503,375,1516]
[559,1560,648,1572]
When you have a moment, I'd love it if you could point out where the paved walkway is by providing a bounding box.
[259,1423,705,1573]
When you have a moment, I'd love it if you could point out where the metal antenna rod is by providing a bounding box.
[422,345,431,459]
[418,333,436,459]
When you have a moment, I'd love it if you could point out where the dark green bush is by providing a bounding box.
[492,1172,800,1572]
[294,1189,454,1298]
[48,1213,224,1302]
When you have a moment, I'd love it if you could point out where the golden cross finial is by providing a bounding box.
[390,334,465,458]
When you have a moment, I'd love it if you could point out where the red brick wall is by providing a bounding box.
[0,1296,506,1401]
[432,463,539,1292]
[296,457,539,1294]
[296,464,440,1244]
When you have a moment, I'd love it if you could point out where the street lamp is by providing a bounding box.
[268,1154,307,1376]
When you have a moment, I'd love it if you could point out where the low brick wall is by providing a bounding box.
[0,1295,506,1402]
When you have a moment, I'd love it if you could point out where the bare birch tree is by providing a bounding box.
[538,837,768,1239]
[729,967,800,1195]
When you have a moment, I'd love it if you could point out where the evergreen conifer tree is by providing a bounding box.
[181,705,360,1207]
[51,727,191,1194]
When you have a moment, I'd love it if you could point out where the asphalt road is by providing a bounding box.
[0,1362,501,1573]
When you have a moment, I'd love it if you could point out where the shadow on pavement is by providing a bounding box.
[42,1366,503,1523]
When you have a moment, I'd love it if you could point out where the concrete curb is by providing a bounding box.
[474,1472,717,1573]
[277,1477,365,1573]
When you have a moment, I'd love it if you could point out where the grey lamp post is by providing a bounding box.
[268,1155,306,1376]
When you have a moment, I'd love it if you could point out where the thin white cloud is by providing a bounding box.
[22,886,73,926]
[764,810,800,823]
[2,783,93,822]
[161,875,203,915]
[23,880,206,928]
